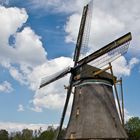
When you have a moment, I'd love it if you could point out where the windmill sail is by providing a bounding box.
[73,0,93,64]
[79,0,93,60]
[77,32,132,67]
[90,41,130,68]
[39,67,71,88]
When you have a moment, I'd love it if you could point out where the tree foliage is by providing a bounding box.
[0,126,65,140]
[125,117,140,140]
[10,131,22,140]
[38,126,56,140]
[0,129,9,140]
[1,117,140,140]
[22,129,33,140]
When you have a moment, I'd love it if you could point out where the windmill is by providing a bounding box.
[39,1,132,140]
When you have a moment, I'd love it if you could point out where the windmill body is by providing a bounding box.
[39,1,132,140]
[65,65,127,139]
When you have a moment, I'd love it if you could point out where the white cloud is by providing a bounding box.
[0,6,28,45]
[65,14,81,43]
[64,0,140,57]
[14,27,47,66]
[0,6,47,85]
[124,108,132,122]
[0,0,139,114]
[112,56,139,77]
[30,0,89,14]
[30,57,73,111]
[0,5,73,112]
[65,9,125,52]
[0,122,56,132]
[0,81,13,93]
[95,0,140,54]
[17,104,24,112]
[9,66,28,85]
[0,6,46,66]
[30,106,42,113]
[32,93,65,110]
[129,57,139,69]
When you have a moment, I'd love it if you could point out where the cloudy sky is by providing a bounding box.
[0,0,140,131]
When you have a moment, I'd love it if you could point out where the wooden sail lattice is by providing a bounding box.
[79,0,93,60]
[90,41,130,68]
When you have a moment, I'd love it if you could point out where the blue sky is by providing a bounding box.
[0,0,140,131]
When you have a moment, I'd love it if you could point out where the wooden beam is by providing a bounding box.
[120,78,125,126]
[73,5,88,64]
[116,78,125,126]
[93,65,111,76]
[77,32,132,66]
[109,63,123,124]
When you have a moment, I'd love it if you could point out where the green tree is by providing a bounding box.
[125,117,140,140]
[32,128,42,140]
[39,126,56,140]
[11,131,22,140]
[0,129,9,140]
[22,129,33,140]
